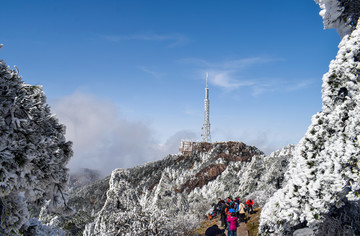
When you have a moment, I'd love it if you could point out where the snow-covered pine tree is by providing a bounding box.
[259,12,360,236]
[0,58,73,234]
[315,0,360,38]
[235,145,295,207]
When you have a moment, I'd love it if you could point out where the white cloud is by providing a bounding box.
[219,57,278,70]
[180,56,279,70]
[50,92,196,176]
[158,130,198,156]
[181,57,278,91]
[212,71,238,88]
[249,78,314,96]
[286,79,313,91]
[181,57,313,95]
[181,56,312,96]
[212,128,286,156]
[101,33,188,47]
[139,66,164,79]
[209,70,255,89]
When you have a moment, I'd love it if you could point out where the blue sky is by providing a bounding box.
[1,0,340,175]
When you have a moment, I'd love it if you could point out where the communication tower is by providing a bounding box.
[201,72,211,143]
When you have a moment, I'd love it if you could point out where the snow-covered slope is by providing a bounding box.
[34,141,296,235]
[63,141,297,235]
[80,142,263,235]
[35,175,110,235]
[236,145,295,207]
[259,20,360,235]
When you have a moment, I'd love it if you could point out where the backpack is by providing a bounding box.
[226,211,232,219]
[239,203,246,214]
[234,202,239,212]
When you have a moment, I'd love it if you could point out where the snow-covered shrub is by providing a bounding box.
[259,20,360,235]
[83,207,199,236]
[0,59,73,234]
[22,218,65,236]
[235,145,295,207]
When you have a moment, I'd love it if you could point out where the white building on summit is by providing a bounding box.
[201,72,211,143]
[179,140,192,155]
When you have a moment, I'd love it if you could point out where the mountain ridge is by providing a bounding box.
[43,141,292,235]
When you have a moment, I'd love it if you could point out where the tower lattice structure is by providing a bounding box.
[201,72,211,143]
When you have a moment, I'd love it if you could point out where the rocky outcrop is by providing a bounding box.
[180,163,227,194]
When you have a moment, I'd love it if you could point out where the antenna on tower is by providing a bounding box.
[206,72,208,88]
[201,72,211,143]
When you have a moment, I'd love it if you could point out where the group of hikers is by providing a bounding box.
[205,197,254,236]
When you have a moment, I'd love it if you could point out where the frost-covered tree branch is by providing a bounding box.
[0,59,73,234]
[259,19,360,235]
[315,0,360,38]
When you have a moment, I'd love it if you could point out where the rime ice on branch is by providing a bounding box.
[315,0,360,38]
[0,59,73,234]
[259,18,360,235]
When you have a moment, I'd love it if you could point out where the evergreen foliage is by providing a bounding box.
[315,0,360,38]
[339,0,360,29]
[0,59,73,234]
[259,19,360,235]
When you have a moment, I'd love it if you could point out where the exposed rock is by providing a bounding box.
[180,164,226,194]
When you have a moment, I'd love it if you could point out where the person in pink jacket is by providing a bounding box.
[226,212,238,236]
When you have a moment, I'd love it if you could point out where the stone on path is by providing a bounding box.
[220,222,248,236]
[237,222,248,236]
[293,228,314,236]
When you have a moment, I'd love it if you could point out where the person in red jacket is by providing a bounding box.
[246,199,254,214]
[226,212,238,236]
